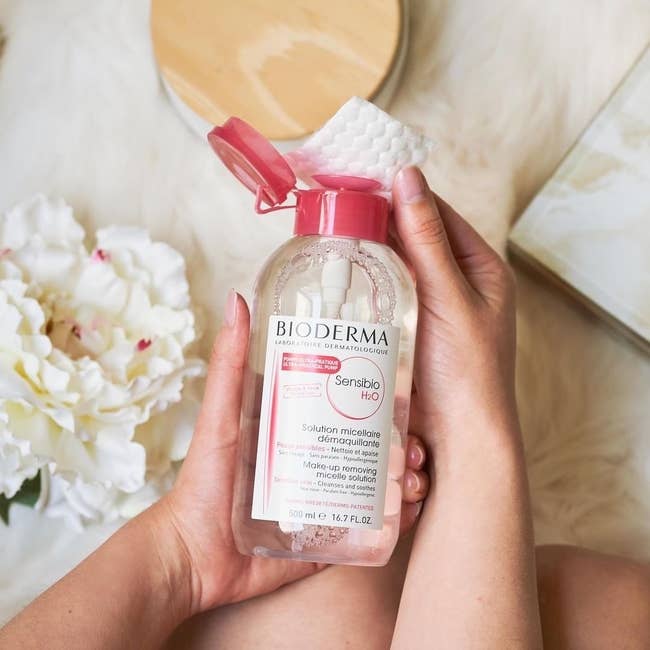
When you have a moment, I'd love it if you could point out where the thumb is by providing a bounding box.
[185,290,250,466]
[392,167,468,305]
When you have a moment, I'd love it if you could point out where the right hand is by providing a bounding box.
[391,167,520,460]
[390,168,543,650]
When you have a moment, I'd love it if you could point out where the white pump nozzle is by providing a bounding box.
[321,257,352,318]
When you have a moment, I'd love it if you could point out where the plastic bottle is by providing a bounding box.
[208,117,417,566]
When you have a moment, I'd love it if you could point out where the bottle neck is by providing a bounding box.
[293,189,389,244]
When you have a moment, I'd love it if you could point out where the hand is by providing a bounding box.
[391,167,519,458]
[149,292,430,618]
[390,169,542,649]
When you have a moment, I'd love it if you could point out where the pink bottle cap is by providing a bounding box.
[208,117,296,209]
[207,119,390,243]
[312,174,383,192]
[294,190,388,243]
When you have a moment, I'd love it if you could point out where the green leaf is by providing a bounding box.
[0,472,41,525]
[0,496,9,525]
[12,473,41,508]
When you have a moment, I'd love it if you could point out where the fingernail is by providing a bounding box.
[415,501,423,517]
[405,471,420,493]
[395,166,427,204]
[224,288,238,327]
[408,443,425,468]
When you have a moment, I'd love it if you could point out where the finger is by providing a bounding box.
[392,166,468,304]
[399,501,423,535]
[408,398,432,440]
[432,193,506,295]
[405,434,426,470]
[403,469,429,503]
[243,559,328,604]
[386,231,416,283]
[193,290,250,449]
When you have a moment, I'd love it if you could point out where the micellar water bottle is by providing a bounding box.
[208,113,419,566]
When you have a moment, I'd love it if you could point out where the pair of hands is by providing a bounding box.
[150,166,517,617]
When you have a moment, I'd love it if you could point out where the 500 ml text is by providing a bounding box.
[286,510,374,526]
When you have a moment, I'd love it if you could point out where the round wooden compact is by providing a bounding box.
[151,0,407,141]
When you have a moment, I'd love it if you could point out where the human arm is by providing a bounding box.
[390,168,543,649]
[0,505,192,648]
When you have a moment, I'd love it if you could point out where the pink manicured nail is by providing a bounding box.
[408,443,425,468]
[395,166,426,203]
[225,289,238,327]
[405,471,420,494]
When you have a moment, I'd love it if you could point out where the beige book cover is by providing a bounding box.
[509,46,650,352]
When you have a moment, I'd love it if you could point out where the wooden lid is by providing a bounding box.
[151,0,402,140]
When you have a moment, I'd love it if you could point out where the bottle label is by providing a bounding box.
[252,316,400,531]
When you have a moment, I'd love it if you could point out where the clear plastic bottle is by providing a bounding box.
[208,118,418,566]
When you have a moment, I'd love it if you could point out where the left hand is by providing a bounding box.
[148,291,430,617]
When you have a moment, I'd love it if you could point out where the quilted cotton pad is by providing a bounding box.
[285,97,434,190]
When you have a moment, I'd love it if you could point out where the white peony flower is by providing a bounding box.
[0,425,40,499]
[0,195,206,528]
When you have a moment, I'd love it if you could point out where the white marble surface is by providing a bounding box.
[0,0,649,624]
[511,46,650,345]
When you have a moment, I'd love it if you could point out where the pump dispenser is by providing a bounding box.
[208,105,423,566]
[321,256,352,318]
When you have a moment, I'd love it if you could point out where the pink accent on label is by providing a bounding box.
[281,353,341,374]
[136,338,152,351]
[92,248,111,262]
[283,383,322,398]
[266,353,281,510]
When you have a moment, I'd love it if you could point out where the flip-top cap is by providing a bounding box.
[208,118,296,207]
[208,117,390,243]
